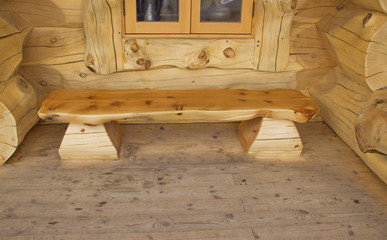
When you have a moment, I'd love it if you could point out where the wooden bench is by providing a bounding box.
[38,89,319,162]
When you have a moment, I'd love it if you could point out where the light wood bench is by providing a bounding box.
[38,89,319,162]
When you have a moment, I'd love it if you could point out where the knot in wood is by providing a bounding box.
[363,13,372,28]
[145,60,152,69]
[131,42,140,53]
[198,50,207,60]
[136,58,145,65]
[18,78,28,89]
[173,104,184,111]
[79,73,88,78]
[290,0,297,9]
[223,47,235,58]
[336,2,344,10]
[86,54,95,66]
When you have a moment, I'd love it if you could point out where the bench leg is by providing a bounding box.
[239,118,303,157]
[58,121,121,162]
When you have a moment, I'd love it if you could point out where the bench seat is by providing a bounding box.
[39,89,318,124]
[38,89,319,163]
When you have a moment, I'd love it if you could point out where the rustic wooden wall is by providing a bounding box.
[0,0,44,164]
[311,0,387,183]
[12,0,340,92]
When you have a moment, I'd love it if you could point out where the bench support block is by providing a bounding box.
[239,118,303,157]
[59,121,121,162]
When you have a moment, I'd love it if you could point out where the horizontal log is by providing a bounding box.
[0,6,32,83]
[4,0,83,27]
[317,1,387,91]
[19,61,298,92]
[310,67,387,183]
[286,24,336,71]
[293,0,344,24]
[123,39,254,70]
[0,76,41,164]
[351,0,387,15]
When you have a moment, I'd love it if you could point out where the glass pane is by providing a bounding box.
[200,0,242,22]
[136,0,179,22]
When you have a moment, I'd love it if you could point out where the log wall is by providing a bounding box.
[15,0,340,92]
[0,0,43,164]
[311,0,387,183]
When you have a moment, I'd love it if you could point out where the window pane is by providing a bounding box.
[137,0,179,22]
[200,0,242,22]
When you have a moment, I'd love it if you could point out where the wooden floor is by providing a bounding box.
[0,122,386,239]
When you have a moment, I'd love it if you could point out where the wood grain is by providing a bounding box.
[239,118,303,157]
[0,76,41,164]
[82,0,122,74]
[0,122,386,239]
[38,89,319,124]
[59,121,121,162]
[351,0,387,15]
[311,67,387,183]
[317,1,387,91]
[0,3,32,83]
[355,89,387,155]
[254,0,296,71]
[0,3,40,164]
[123,38,255,70]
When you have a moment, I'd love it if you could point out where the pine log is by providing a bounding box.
[4,0,83,27]
[82,0,122,74]
[351,0,387,15]
[239,117,303,157]
[0,4,41,164]
[0,4,32,83]
[317,1,387,91]
[254,0,296,71]
[0,76,40,164]
[355,89,387,155]
[38,89,319,125]
[123,39,254,70]
[310,67,387,183]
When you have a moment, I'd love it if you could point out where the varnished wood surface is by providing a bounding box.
[38,89,319,124]
[0,122,386,239]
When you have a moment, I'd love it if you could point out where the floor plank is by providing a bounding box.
[0,122,386,239]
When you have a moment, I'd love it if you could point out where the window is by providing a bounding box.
[123,0,255,36]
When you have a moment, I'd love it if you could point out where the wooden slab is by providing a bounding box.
[58,121,121,162]
[239,117,303,157]
[38,89,319,124]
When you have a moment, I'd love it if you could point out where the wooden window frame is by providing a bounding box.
[123,0,255,38]
[83,0,295,74]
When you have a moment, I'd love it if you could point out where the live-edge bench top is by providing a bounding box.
[38,89,319,124]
